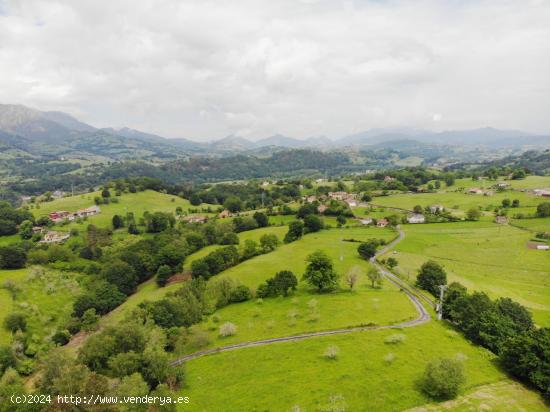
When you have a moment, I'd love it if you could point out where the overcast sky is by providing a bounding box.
[1,0,549,140]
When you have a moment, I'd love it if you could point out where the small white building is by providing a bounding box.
[359,218,373,225]
[407,214,426,224]
[536,245,549,250]
[429,205,445,214]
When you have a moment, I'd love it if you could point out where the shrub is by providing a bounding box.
[229,285,252,303]
[384,333,406,344]
[219,322,237,337]
[324,345,339,360]
[52,330,71,346]
[420,358,465,400]
[3,312,27,333]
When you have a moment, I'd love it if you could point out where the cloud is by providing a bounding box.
[0,0,549,140]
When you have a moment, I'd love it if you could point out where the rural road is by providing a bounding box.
[172,227,433,365]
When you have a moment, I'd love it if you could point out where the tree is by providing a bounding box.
[253,211,269,227]
[156,265,172,287]
[345,266,361,291]
[224,196,243,213]
[101,188,111,199]
[501,198,511,208]
[304,214,324,233]
[386,257,398,269]
[416,260,447,297]
[357,242,377,260]
[284,220,304,243]
[80,308,100,332]
[0,245,27,269]
[112,214,124,229]
[101,260,138,295]
[466,208,481,221]
[229,285,252,302]
[273,270,298,296]
[3,313,26,333]
[420,358,465,400]
[260,233,279,253]
[189,193,202,206]
[366,266,382,288]
[536,202,550,217]
[336,215,346,227]
[241,239,259,260]
[413,205,423,214]
[18,220,34,240]
[512,199,520,208]
[220,232,239,245]
[302,250,339,292]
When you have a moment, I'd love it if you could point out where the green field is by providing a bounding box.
[0,267,82,347]
[177,321,544,411]
[511,217,550,233]
[381,221,550,325]
[217,226,397,288]
[371,190,540,217]
[31,190,216,231]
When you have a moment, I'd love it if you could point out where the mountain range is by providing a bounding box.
[1,103,550,161]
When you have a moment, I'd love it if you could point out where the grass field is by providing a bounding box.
[511,217,550,233]
[371,191,541,217]
[178,282,416,356]
[218,226,397,288]
[31,190,217,231]
[381,221,550,325]
[0,267,82,347]
[177,321,544,411]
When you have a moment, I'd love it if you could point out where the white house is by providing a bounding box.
[40,231,70,244]
[429,205,445,214]
[536,245,549,250]
[407,214,425,224]
[359,218,373,225]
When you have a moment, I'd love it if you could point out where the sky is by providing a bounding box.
[0,0,549,141]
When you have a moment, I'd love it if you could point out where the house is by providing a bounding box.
[32,226,45,234]
[536,245,549,250]
[306,195,318,203]
[429,205,445,214]
[40,231,70,244]
[52,190,65,199]
[383,176,396,182]
[49,210,72,222]
[345,199,358,207]
[407,214,425,224]
[358,218,373,225]
[495,216,508,224]
[377,218,389,228]
[533,188,550,197]
[317,204,328,214]
[496,182,509,188]
[186,216,208,224]
[218,209,231,219]
[74,205,101,218]
[468,188,484,195]
[261,181,270,187]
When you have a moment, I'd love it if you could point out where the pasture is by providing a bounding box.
[382,221,550,325]
[177,321,545,411]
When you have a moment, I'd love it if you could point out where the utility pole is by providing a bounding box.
[437,285,448,320]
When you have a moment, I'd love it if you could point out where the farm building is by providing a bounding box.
[495,216,508,224]
[429,205,445,213]
[407,214,425,224]
[317,204,328,214]
[218,210,232,219]
[358,218,373,225]
[186,216,208,224]
[533,188,550,197]
[377,218,389,227]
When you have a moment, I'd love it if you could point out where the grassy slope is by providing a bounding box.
[0,268,82,346]
[382,221,550,325]
[31,190,216,231]
[218,226,397,288]
[178,321,543,411]
[371,190,540,217]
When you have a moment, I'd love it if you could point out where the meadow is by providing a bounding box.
[0,267,82,347]
[177,321,546,411]
[31,190,217,231]
[381,221,550,325]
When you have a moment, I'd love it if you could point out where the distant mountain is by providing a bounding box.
[210,135,254,151]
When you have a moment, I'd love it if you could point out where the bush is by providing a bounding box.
[324,345,339,360]
[384,333,406,344]
[229,285,252,303]
[52,329,71,346]
[3,312,27,333]
[219,322,236,337]
[420,358,465,400]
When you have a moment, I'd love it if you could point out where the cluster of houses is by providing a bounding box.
[305,191,358,209]
[39,231,70,244]
[48,205,101,223]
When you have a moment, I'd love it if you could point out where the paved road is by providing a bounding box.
[171,227,432,365]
